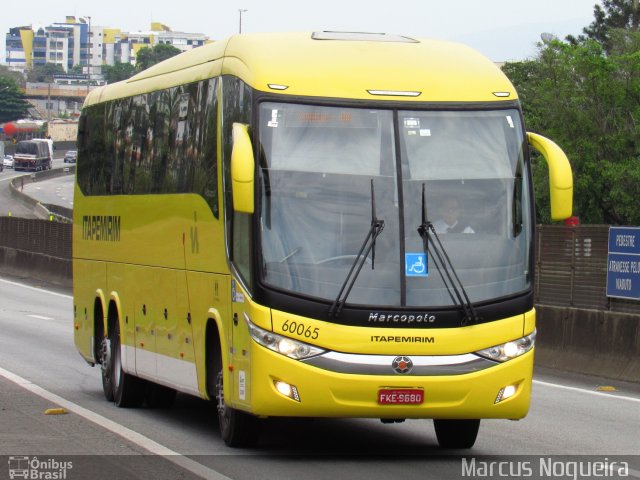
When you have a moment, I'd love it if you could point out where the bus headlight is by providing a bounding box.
[475,330,536,362]
[246,317,326,360]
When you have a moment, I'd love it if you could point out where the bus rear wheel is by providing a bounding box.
[100,336,115,402]
[111,321,146,408]
[433,419,480,449]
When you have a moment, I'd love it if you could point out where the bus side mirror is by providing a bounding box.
[527,132,573,221]
[231,123,255,214]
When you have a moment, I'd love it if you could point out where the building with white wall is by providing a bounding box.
[4,17,210,75]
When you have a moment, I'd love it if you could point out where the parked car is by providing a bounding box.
[3,155,14,169]
[63,150,77,163]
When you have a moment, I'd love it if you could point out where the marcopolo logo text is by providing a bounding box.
[368,312,436,323]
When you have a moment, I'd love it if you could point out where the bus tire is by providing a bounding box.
[215,368,260,447]
[97,302,114,402]
[100,335,115,402]
[433,419,480,449]
[207,328,260,447]
[112,321,146,408]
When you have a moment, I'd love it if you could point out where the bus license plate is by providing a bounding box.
[378,389,424,405]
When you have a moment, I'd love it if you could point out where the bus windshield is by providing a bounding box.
[257,102,531,309]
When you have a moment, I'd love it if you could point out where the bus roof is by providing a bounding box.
[85,32,517,106]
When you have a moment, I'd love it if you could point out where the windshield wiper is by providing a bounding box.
[417,183,481,326]
[329,179,385,318]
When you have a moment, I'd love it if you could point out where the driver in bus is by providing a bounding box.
[432,196,475,234]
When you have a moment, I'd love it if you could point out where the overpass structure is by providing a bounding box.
[24,82,97,120]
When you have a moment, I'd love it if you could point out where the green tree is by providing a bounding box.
[568,0,640,52]
[0,65,25,87]
[503,35,640,225]
[26,63,65,83]
[0,76,30,122]
[102,61,137,83]
[135,43,181,72]
[69,64,85,75]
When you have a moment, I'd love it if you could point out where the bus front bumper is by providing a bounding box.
[236,344,534,420]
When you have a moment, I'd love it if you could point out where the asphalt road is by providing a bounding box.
[19,174,74,210]
[0,152,73,217]
[0,275,639,480]
[0,166,37,218]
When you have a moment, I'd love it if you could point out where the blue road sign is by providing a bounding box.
[606,227,640,299]
[405,253,428,277]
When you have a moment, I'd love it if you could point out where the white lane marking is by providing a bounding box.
[0,173,24,183]
[27,314,54,321]
[534,380,640,403]
[0,366,233,480]
[0,277,73,299]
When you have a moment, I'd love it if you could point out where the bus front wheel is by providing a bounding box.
[433,419,480,449]
[210,342,260,447]
[215,370,260,447]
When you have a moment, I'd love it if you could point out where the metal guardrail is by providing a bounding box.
[0,217,71,259]
[535,225,638,313]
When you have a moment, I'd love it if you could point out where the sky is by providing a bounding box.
[1,0,601,63]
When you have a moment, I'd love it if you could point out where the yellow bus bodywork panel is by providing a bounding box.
[73,259,108,363]
[72,186,226,274]
[73,258,232,397]
[524,308,536,337]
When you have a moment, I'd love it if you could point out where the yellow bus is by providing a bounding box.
[73,31,573,449]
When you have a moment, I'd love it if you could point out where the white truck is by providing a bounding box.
[32,138,54,159]
[13,140,51,172]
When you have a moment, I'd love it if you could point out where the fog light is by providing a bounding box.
[495,384,517,404]
[274,380,300,402]
[503,385,517,399]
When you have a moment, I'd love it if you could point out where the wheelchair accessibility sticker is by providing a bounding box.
[406,253,428,277]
